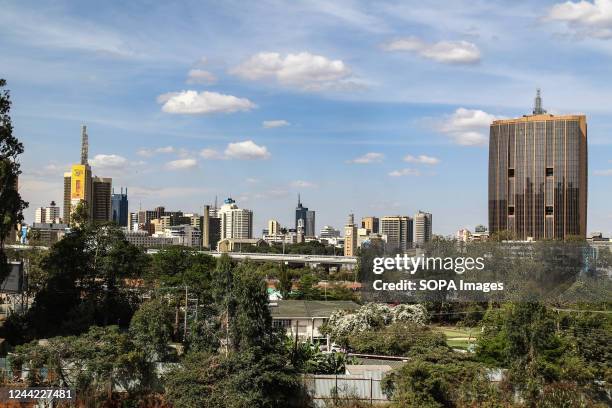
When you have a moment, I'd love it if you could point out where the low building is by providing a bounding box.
[217,238,266,252]
[124,230,177,248]
[28,223,69,246]
[269,300,359,343]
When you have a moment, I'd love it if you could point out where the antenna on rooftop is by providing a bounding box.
[533,89,546,115]
[80,125,89,165]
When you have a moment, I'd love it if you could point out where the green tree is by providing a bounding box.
[129,299,174,361]
[0,79,28,281]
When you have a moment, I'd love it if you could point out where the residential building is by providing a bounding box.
[295,195,316,237]
[488,90,588,240]
[380,215,413,252]
[269,300,359,342]
[219,198,253,240]
[414,210,432,244]
[361,216,379,234]
[111,188,128,227]
[344,214,358,257]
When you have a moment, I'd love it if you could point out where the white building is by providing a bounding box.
[219,198,253,240]
[35,201,61,224]
[320,225,340,239]
[414,210,432,244]
[156,224,201,247]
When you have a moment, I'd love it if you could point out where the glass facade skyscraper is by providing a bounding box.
[111,187,129,227]
[488,92,587,240]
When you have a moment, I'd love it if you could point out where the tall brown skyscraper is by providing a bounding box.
[488,90,587,240]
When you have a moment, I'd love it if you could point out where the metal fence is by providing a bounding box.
[304,374,389,406]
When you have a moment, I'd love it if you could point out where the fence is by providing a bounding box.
[304,374,389,406]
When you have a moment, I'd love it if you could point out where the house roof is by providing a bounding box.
[269,300,359,319]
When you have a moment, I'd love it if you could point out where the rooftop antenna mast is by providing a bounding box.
[80,125,89,165]
[532,89,546,115]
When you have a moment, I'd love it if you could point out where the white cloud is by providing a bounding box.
[388,168,421,177]
[262,119,290,128]
[165,158,197,170]
[382,36,481,64]
[594,169,612,175]
[347,152,385,164]
[200,148,224,160]
[290,180,318,188]
[157,90,256,115]
[230,52,354,90]
[547,0,612,39]
[224,140,271,160]
[439,108,500,146]
[403,154,440,165]
[186,69,217,84]
[90,154,128,169]
[137,146,175,157]
[246,178,260,183]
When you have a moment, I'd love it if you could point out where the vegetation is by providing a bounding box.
[0,78,28,281]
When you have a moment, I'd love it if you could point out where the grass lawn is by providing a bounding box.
[433,326,479,351]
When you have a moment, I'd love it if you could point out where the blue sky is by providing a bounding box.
[2,0,612,235]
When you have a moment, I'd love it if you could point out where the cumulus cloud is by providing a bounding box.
[157,90,256,115]
[137,146,175,157]
[290,180,317,188]
[230,51,355,90]
[90,154,128,169]
[547,0,612,39]
[439,108,500,146]
[388,168,421,177]
[347,152,385,164]
[262,119,290,128]
[382,36,481,64]
[186,69,217,84]
[224,140,271,160]
[403,154,440,165]
[200,148,224,160]
[165,158,197,170]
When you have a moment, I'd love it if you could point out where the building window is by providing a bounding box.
[545,206,553,215]
[508,206,515,216]
[546,168,553,177]
[508,168,515,178]
[273,319,292,328]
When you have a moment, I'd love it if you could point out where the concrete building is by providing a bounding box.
[92,177,112,222]
[344,214,358,257]
[219,198,253,240]
[203,204,221,250]
[28,223,69,246]
[111,188,128,227]
[488,90,588,240]
[414,210,432,244]
[124,230,177,248]
[155,224,201,247]
[268,219,281,236]
[361,216,379,234]
[217,238,266,252]
[380,216,413,252]
[320,225,340,239]
[35,201,61,224]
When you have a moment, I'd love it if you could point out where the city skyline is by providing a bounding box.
[3,1,612,235]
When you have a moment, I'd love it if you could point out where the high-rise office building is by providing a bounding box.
[361,216,379,233]
[203,204,221,250]
[295,195,316,237]
[488,90,588,240]
[380,215,413,252]
[111,188,129,227]
[35,201,61,224]
[344,214,358,256]
[92,177,112,222]
[320,225,340,238]
[414,210,432,244]
[219,198,253,240]
[63,125,114,225]
[268,219,281,236]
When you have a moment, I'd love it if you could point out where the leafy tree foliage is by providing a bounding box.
[0,79,28,280]
[129,298,175,361]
